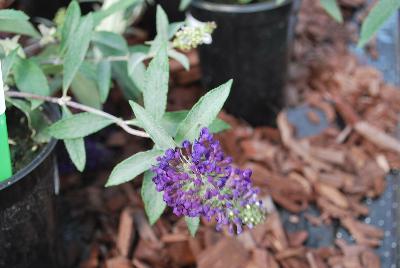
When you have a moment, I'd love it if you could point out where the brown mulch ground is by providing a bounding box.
[58,0,400,267]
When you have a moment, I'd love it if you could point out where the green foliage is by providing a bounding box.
[96,60,112,103]
[1,49,17,81]
[92,31,129,55]
[179,0,191,11]
[319,0,343,23]
[62,107,86,172]
[175,80,232,143]
[143,42,169,121]
[185,217,200,236]
[13,58,50,109]
[92,0,142,25]
[106,149,163,186]
[1,2,227,237]
[129,101,176,150]
[358,0,400,47]
[62,14,94,94]
[71,63,102,109]
[0,9,39,37]
[60,1,81,53]
[141,170,167,224]
[47,112,113,139]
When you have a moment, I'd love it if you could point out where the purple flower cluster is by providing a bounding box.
[152,128,265,234]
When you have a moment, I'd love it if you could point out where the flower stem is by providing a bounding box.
[5,91,150,138]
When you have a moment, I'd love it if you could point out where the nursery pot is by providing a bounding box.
[191,0,298,126]
[0,105,59,268]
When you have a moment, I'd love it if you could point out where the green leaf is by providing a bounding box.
[0,19,40,37]
[161,111,230,136]
[13,58,50,109]
[179,0,192,11]
[319,0,343,23]
[127,51,147,92]
[150,6,169,54]
[62,107,86,172]
[129,110,230,137]
[47,112,113,139]
[71,64,102,109]
[141,170,166,224]
[175,80,232,143]
[0,9,29,20]
[92,31,129,55]
[168,22,184,39]
[60,1,81,53]
[1,48,18,81]
[96,60,111,103]
[111,61,142,100]
[63,13,94,94]
[106,149,163,186]
[168,49,189,71]
[358,0,400,47]
[276,0,285,4]
[92,0,141,25]
[144,42,169,121]
[156,5,169,38]
[6,98,52,143]
[129,101,175,150]
[209,118,231,133]
[185,216,200,237]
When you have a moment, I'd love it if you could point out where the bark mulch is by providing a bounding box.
[57,0,400,267]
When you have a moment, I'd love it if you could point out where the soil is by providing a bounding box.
[6,107,44,173]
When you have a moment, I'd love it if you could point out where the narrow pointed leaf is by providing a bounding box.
[358,0,400,47]
[96,60,111,103]
[47,112,113,139]
[141,170,166,224]
[319,0,343,23]
[175,80,232,143]
[13,58,50,109]
[60,1,81,52]
[62,107,86,172]
[63,14,93,94]
[129,101,175,149]
[185,216,200,237]
[144,42,169,120]
[106,149,163,186]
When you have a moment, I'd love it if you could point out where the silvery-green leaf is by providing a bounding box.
[175,80,232,143]
[63,14,94,94]
[141,170,166,225]
[168,49,189,70]
[47,112,113,139]
[185,216,199,237]
[96,60,111,103]
[129,101,175,150]
[358,0,400,47]
[319,0,343,23]
[106,149,163,186]
[62,107,86,172]
[143,42,169,121]
[13,57,50,109]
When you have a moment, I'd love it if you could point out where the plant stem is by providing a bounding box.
[5,91,150,138]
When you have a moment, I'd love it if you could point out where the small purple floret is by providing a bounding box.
[151,127,265,234]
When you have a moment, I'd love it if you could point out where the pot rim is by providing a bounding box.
[0,103,59,191]
[190,0,292,13]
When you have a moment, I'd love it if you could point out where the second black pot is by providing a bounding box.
[0,105,59,268]
[191,0,299,126]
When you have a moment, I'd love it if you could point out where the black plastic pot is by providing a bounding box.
[0,105,59,268]
[191,0,299,126]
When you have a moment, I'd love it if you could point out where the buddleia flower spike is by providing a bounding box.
[152,127,265,234]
